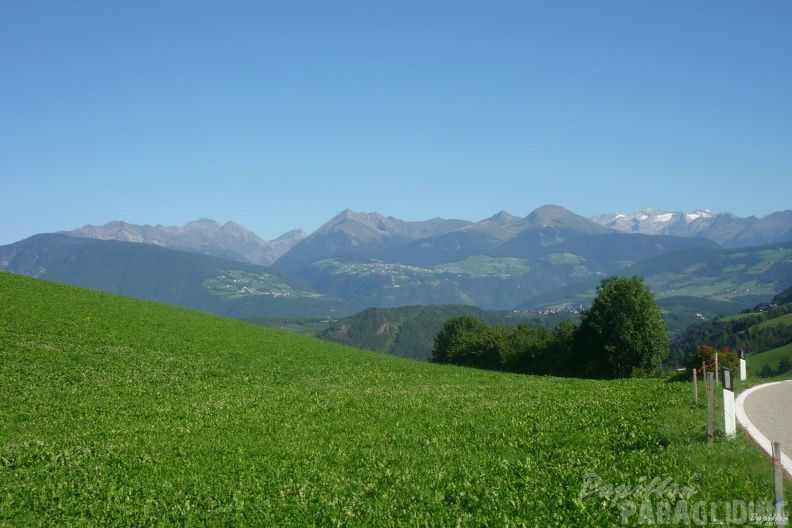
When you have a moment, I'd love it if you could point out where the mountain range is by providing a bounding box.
[2,205,791,325]
[590,208,792,247]
[59,206,792,267]
[61,219,307,266]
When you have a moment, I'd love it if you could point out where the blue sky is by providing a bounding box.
[2,1,790,245]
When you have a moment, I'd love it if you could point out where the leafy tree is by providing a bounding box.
[772,285,792,305]
[546,320,579,376]
[454,325,515,370]
[780,357,792,374]
[432,316,488,364]
[432,316,576,375]
[576,276,669,379]
[501,324,552,373]
[760,365,775,378]
[758,356,792,378]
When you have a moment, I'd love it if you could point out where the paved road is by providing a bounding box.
[736,380,792,476]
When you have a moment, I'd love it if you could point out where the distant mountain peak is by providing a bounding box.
[526,204,574,223]
[488,211,520,226]
[274,229,308,242]
[275,210,473,269]
[187,218,222,228]
[60,219,304,266]
[587,208,772,246]
[318,210,391,238]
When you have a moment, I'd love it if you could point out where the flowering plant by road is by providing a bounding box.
[687,344,740,373]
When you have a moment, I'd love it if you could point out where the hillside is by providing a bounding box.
[748,342,792,378]
[522,240,792,312]
[669,286,792,374]
[0,234,358,318]
[1,272,786,524]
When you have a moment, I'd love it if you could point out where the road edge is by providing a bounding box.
[735,380,792,477]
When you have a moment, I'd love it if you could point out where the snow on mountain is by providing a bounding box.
[589,208,762,246]
[686,210,713,222]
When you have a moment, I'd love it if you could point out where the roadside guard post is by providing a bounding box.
[739,349,746,381]
[722,368,736,437]
[773,442,787,528]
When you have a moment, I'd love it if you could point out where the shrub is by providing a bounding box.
[686,344,739,374]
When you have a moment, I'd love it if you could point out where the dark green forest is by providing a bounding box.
[432,276,670,379]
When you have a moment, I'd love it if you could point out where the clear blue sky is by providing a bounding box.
[2,1,790,245]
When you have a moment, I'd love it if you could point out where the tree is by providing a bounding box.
[500,323,552,373]
[432,316,488,364]
[546,320,578,377]
[455,325,515,370]
[772,285,792,305]
[576,276,669,379]
[778,357,792,376]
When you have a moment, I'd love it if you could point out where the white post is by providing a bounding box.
[707,372,714,446]
[722,368,735,437]
[773,442,787,528]
[693,368,698,405]
[739,349,747,381]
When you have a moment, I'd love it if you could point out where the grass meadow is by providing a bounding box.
[748,342,792,375]
[1,272,788,526]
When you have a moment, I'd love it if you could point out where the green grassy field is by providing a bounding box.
[1,272,788,526]
[755,312,792,328]
[245,317,335,336]
[202,269,320,300]
[748,342,792,373]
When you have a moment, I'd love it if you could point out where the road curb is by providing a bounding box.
[735,380,792,477]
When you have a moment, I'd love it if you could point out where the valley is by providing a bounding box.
[1,205,791,367]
